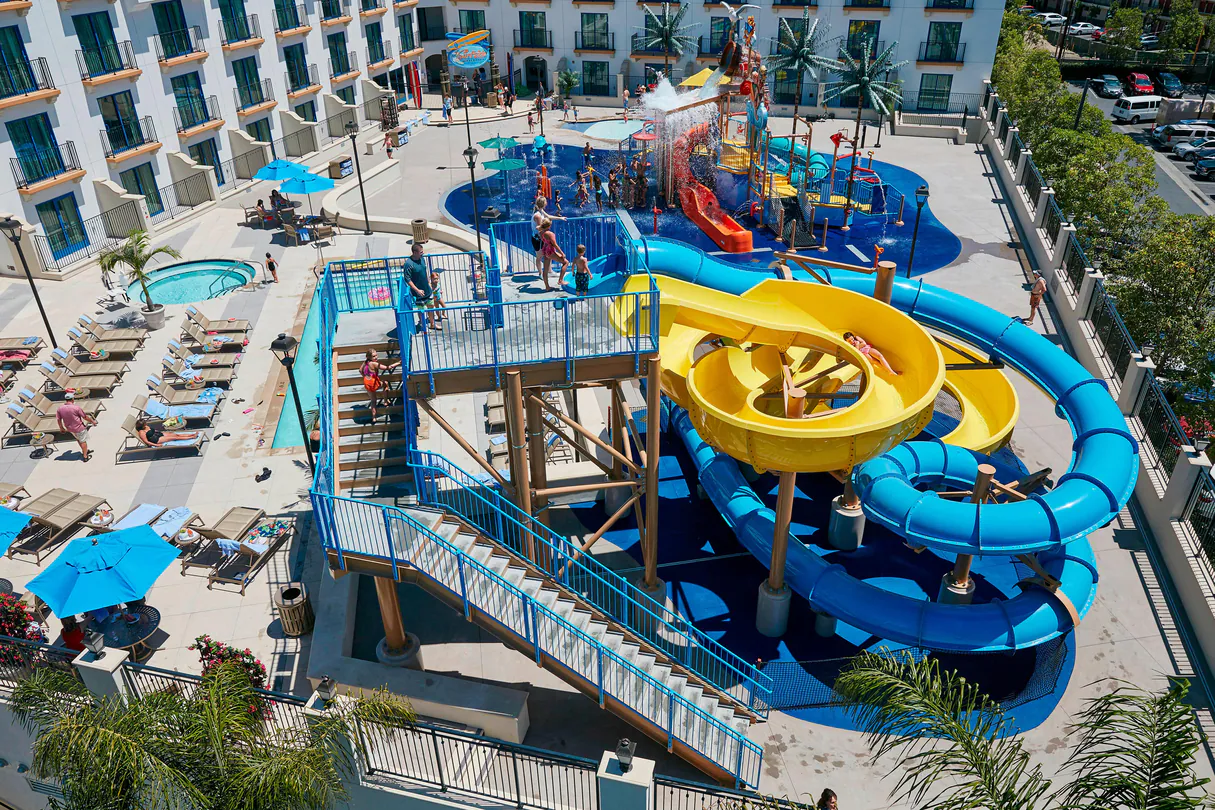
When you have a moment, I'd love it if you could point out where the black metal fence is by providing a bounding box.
[1007,133,1023,169]
[368,39,393,67]
[331,50,358,79]
[274,2,307,32]
[1087,283,1135,382]
[1023,161,1044,211]
[997,111,1011,144]
[517,28,554,49]
[0,56,55,100]
[76,40,136,80]
[286,64,320,94]
[1187,478,1215,567]
[144,172,214,227]
[576,31,614,51]
[1135,378,1185,482]
[1043,197,1063,246]
[1063,232,1088,291]
[32,200,142,271]
[215,149,271,190]
[10,141,80,188]
[0,635,78,695]
[173,93,220,132]
[654,774,813,810]
[235,78,273,111]
[220,13,261,46]
[918,40,966,63]
[321,0,351,21]
[154,26,205,61]
[100,115,157,158]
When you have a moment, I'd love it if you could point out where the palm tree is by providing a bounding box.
[835,651,1211,810]
[766,10,834,135]
[821,41,906,142]
[10,662,417,810]
[638,3,697,79]
[98,229,181,314]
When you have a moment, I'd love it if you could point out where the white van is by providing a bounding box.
[1112,95,1162,124]
[1151,123,1215,146]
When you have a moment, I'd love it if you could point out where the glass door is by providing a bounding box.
[284,43,308,89]
[917,73,952,112]
[218,0,250,42]
[188,138,225,185]
[327,32,349,74]
[118,162,164,217]
[35,194,88,259]
[274,0,301,31]
[98,90,141,152]
[0,26,33,96]
[73,12,120,75]
[171,72,207,127]
[233,55,262,106]
[152,0,190,58]
[6,113,62,183]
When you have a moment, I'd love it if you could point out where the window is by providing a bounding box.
[98,90,144,152]
[386,66,408,100]
[417,7,445,41]
[367,21,385,62]
[171,71,209,127]
[321,0,346,20]
[6,113,62,184]
[916,73,952,111]
[582,60,609,95]
[188,137,224,185]
[73,12,122,75]
[924,21,962,61]
[458,9,485,33]
[336,84,356,104]
[246,117,271,142]
[293,99,316,121]
[775,17,805,55]
[284,43,308,89]
[708,17,728,53]
[233,55,263,106]
[218,0,252,41]
[845,20,879,58]
[152,0,191,58]
[518,11,546,48]
[118,162,164,217]
[35,194,87,259]
[327,31,350,74]
[274,0,302,31]
[398,14,415,50]
[0,26,35,98]
[580,13,609,49]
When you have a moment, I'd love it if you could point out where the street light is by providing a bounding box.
[344,120,373,236]
[1073,77,1091,129]
[82,629,106,660]
[0,217,57,349]
[464,146,483,254]
[270,332,316,474]
[906,184,930,278]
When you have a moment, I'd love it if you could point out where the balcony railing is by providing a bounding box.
[11,141,80,188]
[286,63,320,92]
[926,0,974,7]
[399,27,416,51]
[154,26,205,61]
[575,31,613,50]
[773,0,817,6]
[100,115,156,158]
[918,40,966,62]
[367,39,392,65]
[220,13,261,46]
[840,39,887,59]
[698,35,724,56]
[234,77,273,110]
[360,0,383,10]
[630,32,676,54]
[274,3,307,32]
[514,28,553,49]
[173,93,220,131]
[76,40,137,80]
[842,0,890,7]
[321,0,351,19]
[0,57,55,100]
[330,50,358,78]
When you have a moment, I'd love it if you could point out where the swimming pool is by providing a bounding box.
[128,260,256,305]
[562,119,644,142]
[271,287,321,448]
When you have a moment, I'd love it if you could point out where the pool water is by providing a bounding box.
[562,119,644,141]
[271,287,321,448]
[130,260,255,305]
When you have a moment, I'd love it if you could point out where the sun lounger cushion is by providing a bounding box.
[21,337,38,346]
[142,398,214,420]
[161,436,201,448]
[151,506,194,540]
[113,503,166,530]
[0,350,30,362]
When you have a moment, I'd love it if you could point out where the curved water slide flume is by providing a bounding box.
[613,238,1137,652]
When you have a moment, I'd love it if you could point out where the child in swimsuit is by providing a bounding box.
[572,244,591,296]
[429,270,447,324]
[592,175,604,212]
[844,332,899,376]
[574,179,589,208]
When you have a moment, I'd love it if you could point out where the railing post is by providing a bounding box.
[1003,125,1019,157]
[1077,269,1104,318]
[381,508,400,580]
[1015,148,1033,185]
[1033,188,1054,229]
[666,690,675,750]
[1052,222,1076,271]
[511,748,524,809]
[1166,450,1213,519]
[457,556,471,620]
[430,726,446,789]
[563,300,572,382]
[597,646,605,707]
[1117,353,1155,416]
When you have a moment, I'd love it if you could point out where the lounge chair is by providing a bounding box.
[183,306,250,334]
[207,517,296,594]
[77,315,148,342]
[0,483,30,502]
[150,506,204,549]
[180,321,246,352]
[0,336,45,354]
[116,414,208,463]
[132,394,218,426]
[161,356,235,387]
[0,369,12,392]
[180,506,266,577]
[145,375,226,406]
[67,327,143,358]
[167,339,241,368]
[4,403,68,444]
[97,503,167,533]
[16,387,105,419]
[51,347,129,377]
[9,489,111,564]
[39,362,120,395]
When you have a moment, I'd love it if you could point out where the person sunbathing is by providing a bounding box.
[843,331,900,376]
[135,417,200,447]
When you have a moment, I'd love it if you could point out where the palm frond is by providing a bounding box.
[228,745,348,810]
[835,651,1051,810]
[1053,679,1211,810]
[638,2,698,60]
[97,229,181,310]
[768,13,836,82]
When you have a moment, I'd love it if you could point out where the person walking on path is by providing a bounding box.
[56,391,97,462]
[537,220,568,292]
[623,88,630,120]
[265,253,279,283]
[527,111,535,134]
[442,94,452,122]
[1025,271,1047,325]
[404,242,437,330]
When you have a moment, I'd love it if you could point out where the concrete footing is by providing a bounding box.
[755,581,792,637]
[814,612,838,637]
[376,632,424,669]
[828,496,866,550]
[937,573,976,605]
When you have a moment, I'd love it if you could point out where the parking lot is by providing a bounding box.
[1065,78,1215,216]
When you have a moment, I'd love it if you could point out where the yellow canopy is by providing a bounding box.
[679,68,731,88]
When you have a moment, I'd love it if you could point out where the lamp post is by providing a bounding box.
[344,120,373,235]
[464,146,483,253]
[271,332,316,474]
[82,629,106,660]
[1073,77,1090,129]
[906,184,929,277]
[0,217,57,349]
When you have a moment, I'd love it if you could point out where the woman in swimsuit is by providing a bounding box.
[537,220,569,291]
[361,349,400,421]
[135,417,199,447]
[844,331,900,376]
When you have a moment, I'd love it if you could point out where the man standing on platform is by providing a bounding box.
[404,242,437,331]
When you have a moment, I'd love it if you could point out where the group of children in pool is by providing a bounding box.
[536,144,649,217]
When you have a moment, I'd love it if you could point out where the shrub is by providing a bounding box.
[189,634,268,690]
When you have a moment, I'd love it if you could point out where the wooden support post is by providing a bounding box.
[533,479,640,499]
[416,399,511,492]
[506,372,535,561]
[611,383,626,480]
[531,394,640,475]
[950,463,995,590]
[642,355,662,591]
[767,387,805,592]
[874,260,896,305]
[374,577,407,653]
[527,395,549,528]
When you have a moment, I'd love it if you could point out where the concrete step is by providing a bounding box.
[337,437,409,454]
[340,454,410,472]
[339,473,413,493]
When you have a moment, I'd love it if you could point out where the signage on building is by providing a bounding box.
[447,30,491,70]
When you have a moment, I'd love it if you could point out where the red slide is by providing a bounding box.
[673,123,752,253]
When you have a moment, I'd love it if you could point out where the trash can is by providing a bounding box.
[412,219,429,244]
[274,582,314,637]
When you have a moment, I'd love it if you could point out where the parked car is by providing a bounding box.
[1091,27,1107,40]
[1139,33,1160,49]
[1068,21,1101,35]
[1173,137,1215,159]
[1125,73,1155,95]
[1157,72,1185,98]
[1018,4,1036,12]
[1151,119,1208,140]
[1031,12,1068,26]
[1184,145,1215,163]
[1094,74,1123,97]
[1193,156,1215,178]
[1153,124,1215,148]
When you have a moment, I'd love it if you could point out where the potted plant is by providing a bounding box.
[98,230,182,330]
[557,69,580,100]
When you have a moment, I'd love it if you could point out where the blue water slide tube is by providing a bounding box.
[768,137,831,178]
[635,237,1135,651]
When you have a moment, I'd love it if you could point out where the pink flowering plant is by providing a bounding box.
[0,594,46,668]
[189,634,268,691]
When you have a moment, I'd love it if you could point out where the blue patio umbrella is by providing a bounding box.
[279,171,335,217]
[483,158,527,213]
[26,526,180,617]
[0,506,32,557]
[253,159,309,182]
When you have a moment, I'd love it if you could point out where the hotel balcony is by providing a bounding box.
[11,141,86,195]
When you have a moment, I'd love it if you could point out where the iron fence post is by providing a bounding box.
[511,748,524,809]
[430,726,446,789]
